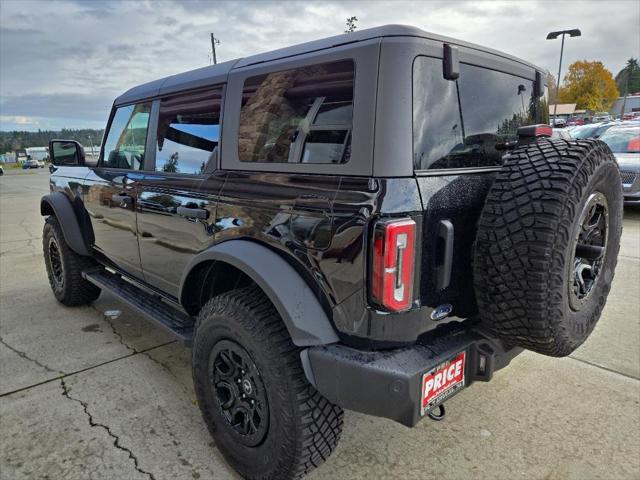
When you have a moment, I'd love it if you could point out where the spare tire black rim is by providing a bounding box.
[210,339,269,447]
[569,192,609,311]
[48,236,64,288]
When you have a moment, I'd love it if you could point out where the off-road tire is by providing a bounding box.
[474,139,623,357]
[192,285,344,480]
[42,216,101,306]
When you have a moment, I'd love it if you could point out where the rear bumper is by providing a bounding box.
[302,324,522,427]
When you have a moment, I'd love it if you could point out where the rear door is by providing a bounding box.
[136,87,225,298]
[218,45,379,308]
[84,102,151,279]
[411,55,547,317]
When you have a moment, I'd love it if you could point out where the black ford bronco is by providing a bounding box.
[42,25,622,479]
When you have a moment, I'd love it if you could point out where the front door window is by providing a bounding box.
[102,103,151,170]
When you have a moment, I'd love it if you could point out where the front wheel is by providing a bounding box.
[192,286,343,480]
[42,216,101,306]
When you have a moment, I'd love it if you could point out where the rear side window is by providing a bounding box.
[238,60,354,164]
[102,103,151,169]
[413,57,546,170]
[155,87,222,174]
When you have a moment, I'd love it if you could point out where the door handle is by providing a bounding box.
[177,206,209,220]
[436,219,454,290]
[111,193,132,204]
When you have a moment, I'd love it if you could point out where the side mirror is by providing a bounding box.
[49,140,85,166]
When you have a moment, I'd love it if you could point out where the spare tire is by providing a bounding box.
[473,139,622,357]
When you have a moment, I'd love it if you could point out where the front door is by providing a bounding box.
[136,87,224,298]
[83,102,151,279]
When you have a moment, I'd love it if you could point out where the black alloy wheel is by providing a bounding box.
[569,192,609,311]
[48,236,65,289]
[210,339,269,447]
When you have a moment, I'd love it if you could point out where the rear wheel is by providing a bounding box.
[192,285,343,480]
[474,139,623,357]
[42,216,101,306]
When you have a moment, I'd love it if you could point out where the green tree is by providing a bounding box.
[615,58,640,95]
[546,72,559,105]
[345,16,358,33]
[558,60,619,111]
[0,129,104,153]
[162,153,179,173]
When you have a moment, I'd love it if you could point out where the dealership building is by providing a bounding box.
[610,94,640,115]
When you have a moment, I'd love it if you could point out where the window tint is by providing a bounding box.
[102,103,151,169]
[156,88,222,174]
[238,60,354,164]
[413,57,546,170]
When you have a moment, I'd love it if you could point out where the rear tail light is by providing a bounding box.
[370,218,416,312]
[517,124,552,138]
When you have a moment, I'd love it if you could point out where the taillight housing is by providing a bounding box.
[370,218,416,312]
[517,124,552,138]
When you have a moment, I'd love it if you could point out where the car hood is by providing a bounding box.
[615,153,640,171]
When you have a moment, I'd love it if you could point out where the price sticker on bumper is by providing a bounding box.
[421,351,466,415]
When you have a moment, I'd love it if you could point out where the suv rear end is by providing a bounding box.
[304,33,550,426]
[325,33,549,346]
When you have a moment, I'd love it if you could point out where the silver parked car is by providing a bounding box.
[599,125,640,205]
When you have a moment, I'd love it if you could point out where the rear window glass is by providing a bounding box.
[155,88,222,174]
[238,60,354,164]
[413,56,548,170]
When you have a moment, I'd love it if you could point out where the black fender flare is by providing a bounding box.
[180,240,339,347]
[40,192,91,256]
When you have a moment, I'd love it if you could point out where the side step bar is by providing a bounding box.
[83,269,194,346]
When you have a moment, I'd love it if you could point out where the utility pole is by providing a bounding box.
[210,33,220,65]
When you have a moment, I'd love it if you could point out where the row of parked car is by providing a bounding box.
[552,111,640,128]
[554,120,640,205]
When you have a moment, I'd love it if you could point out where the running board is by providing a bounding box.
[83,269,194,346]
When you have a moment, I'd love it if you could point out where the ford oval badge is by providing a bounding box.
[431,304,453,321]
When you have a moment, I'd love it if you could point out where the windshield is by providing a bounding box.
[599,127,640,153]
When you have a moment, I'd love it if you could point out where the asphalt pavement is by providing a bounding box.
[1,169,639,480]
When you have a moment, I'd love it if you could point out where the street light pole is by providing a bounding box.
[547,29,581,123]
[553,34,565,120]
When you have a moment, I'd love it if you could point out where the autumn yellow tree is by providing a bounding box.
[558,61,619,111]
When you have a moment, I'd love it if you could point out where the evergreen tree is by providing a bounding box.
[615,58,640,95]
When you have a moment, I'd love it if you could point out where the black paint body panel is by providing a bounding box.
[43,26,545,347]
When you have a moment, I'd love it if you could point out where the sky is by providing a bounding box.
[1,0,639,131]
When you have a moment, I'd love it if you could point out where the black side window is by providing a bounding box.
[156,88,222,174]
[413,57,541,170]
[102,103,151,169]
[238,60,354,164]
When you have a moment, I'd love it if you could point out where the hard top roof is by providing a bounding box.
[114,24,544,106]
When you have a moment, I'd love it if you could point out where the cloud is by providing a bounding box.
[1,0,638,130]
[0,115,38,125]
[1,92,113,121]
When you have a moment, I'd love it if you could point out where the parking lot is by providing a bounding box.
[0,169,638,480]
